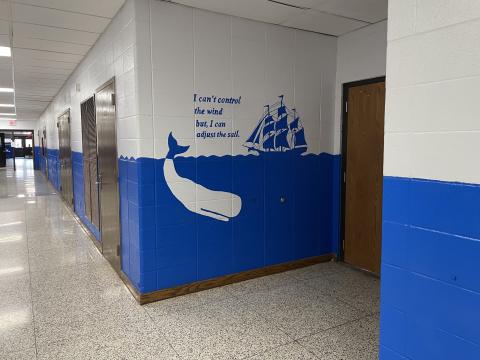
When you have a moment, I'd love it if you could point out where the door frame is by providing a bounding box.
[0,129,36,170]
[80,94,100,229]
[339,76,386,263]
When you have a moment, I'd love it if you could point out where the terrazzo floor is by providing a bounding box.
[0,159,380,359]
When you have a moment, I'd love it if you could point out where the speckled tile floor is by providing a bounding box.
[0,159,380,359]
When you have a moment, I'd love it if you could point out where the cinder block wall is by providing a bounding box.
[381,1,480,358]
[124,0,341,293]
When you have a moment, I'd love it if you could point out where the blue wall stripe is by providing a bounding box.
[119,153,341,294]
[381,176,480,359]
[33,146,41,170]
[71,151,100,241]
[36,149,100,241]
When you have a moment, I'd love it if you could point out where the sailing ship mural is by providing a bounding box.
[244,95,308,154]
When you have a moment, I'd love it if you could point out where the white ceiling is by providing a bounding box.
[171,0,388,35]
[0,0,387,123]
[0,0,125,122]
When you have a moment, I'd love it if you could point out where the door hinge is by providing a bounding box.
[343,171,346,183]
[116,244,121,256]
[345,101,348,113]
[111,93,116,106]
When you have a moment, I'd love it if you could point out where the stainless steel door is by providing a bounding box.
[57,110,74,208]
[96,79,120,271]
[81,96,100,229]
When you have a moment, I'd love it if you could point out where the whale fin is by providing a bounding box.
[167,132,190,159]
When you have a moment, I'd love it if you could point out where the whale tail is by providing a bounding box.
[167,132,190,159]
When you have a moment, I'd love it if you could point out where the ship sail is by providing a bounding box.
[275,96,289,149]
[246,120,263,144]
[293,128,307,148]
[244,95,307,154]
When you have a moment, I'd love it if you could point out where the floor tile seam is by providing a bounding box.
[292,339,324,360]
[142,302,183,359]
[227,292,301,342]
[238,339,299,360]
[298,274,376,311]
[146,295,293,358]
[293,312,380,344]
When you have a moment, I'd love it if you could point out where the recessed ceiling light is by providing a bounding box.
[0,113,15,116]
[0,104,14,108]
[0,46,11,57]
[0,88,14,93]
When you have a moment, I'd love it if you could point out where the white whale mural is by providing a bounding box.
[164,133,242,222]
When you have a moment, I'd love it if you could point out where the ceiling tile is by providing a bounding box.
[12,3,110,33]
[0,2,11,21]
[0,92,14,104]
[13,23,99,46]
[13,48,82,63]
[282,9,368,36]
[14,64,73,75]
[0,70,13,87]
[11,0,125,18]
[0,20,10,34]
[13,36,90,55]
[283,0,388,23]
[0,34,9,46]
[174,0,304,24]
[14,57,78,70]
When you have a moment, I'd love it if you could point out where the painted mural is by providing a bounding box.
[164,132,242,222]
[245,95,307,154]
[119,94,339,293]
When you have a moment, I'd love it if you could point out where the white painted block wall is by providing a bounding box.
[134,0,338,160]
[385,0,480,184]
[34,0,140,157]
[335,20,387,154]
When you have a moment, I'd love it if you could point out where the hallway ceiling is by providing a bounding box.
[0,0,125,122]
[0,0,387,124]
[171,0,388,35]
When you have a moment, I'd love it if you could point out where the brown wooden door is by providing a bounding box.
[343,80,385,275]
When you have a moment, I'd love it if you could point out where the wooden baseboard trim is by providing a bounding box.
[138,253,336,305]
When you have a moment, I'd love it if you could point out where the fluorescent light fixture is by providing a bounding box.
[0,46,11,57]
[0,113,15,116]
[0,88,14,93]
[0,221,23,228]
[0,104,14,108]
[0,266,24,276]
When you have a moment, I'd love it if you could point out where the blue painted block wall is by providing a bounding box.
[33,146,41,170]
[37,149,100,241]
[380,177,480,359]
[119,153,341,294]
[71,152,101,241]
[38,149,47,176]
[46,148,60,191]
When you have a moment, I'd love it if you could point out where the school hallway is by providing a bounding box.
[0,160,379,359]
[2,0,479,358]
